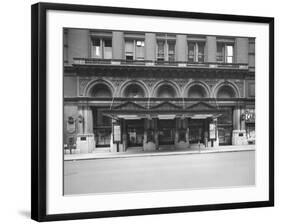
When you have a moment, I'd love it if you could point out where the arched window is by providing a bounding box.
[217,85,236,98]
[156,84,177,98]
[188,85,207,98]
[123,84,145,98]
[90,83,112,98]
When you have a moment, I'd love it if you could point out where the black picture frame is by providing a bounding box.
[31,2,274,222]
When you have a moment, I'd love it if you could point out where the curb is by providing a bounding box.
[64,146,255,161]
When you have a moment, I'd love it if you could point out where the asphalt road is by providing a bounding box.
[64,151,255,195]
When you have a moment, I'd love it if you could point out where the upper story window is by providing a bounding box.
[188,42,205,63]
[125,40,145,60]
[168,42,175,61]
[217,43,234,63]
[91,38,112,59]
[156,39,176,62]
[157,40,165,61]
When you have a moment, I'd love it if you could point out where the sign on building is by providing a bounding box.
[209,123,216,140]
[113,124,121,143]
[245,109,255,123]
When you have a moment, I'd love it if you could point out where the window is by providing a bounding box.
[157,40,165,61]
[188,42,205,63]
[217,43,234,63]
[125,40,145,60]
[136,40,145,60]
[168,42,175,61]
[156,39,176,62]
[91,38,112,59]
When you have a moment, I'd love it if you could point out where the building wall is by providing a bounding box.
[63,105,78,144]
[64,76,77,97]
[63,29,255,151]
[64,29,255,69]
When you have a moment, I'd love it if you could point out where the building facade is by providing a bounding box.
[63,29,255,154]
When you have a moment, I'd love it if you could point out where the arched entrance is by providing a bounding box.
[216,84,237,145]
[89,83,113,147]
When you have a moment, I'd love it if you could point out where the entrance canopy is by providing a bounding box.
[104,101,224,120]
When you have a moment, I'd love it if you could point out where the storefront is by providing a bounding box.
[158,119,175,145]
[126,119,144,147]
[245,109,255,144]
[217,107,233,145]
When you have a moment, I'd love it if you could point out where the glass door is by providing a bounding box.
[126,119,144,147]
[158,120,175,145]
[189,119,205,144]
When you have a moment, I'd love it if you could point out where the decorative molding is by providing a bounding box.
[79,78,92,96]
[142,79,158,89]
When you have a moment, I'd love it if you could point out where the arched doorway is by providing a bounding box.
[89,83,113,147]
[216,85,236,145]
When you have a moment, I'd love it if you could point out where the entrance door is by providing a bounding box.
[218,125,232,145]
[126,119,144,147]
[189,119,205,144]
[158,120,175,145]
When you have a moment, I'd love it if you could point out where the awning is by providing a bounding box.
[117,115,142,120]
[106,113,222,120]
[158,115,176,120]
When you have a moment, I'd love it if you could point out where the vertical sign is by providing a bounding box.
[209,123,216,140]
[113,124,121,143]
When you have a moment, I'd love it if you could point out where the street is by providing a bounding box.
[64,150,255,195]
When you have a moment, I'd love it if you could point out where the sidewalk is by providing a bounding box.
[64,144,255,161]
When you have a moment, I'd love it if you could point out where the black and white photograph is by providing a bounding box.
[30,2,274,221]
[63,28,256,195]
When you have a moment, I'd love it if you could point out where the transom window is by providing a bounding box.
[188,42,205,63]
[217,43,234,63]
[125,40,145,60]
[91,38,112,59]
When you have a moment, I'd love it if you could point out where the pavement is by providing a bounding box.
[64,150,255,195]
[64,144,255,161]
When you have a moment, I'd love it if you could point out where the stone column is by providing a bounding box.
[153,118,159,150]
[205,36,217,63]
[145,33,156,65]
[174,118,179,145]
[241,108,246,130]
[184,118,190,146]
[77,106,84,134]
[214,119,219,147]
[233,107,241,130]
[121,119,127,152]
[204,119,209,147]
[176,34,187,66]
[232,107,247,145]
[112,31,124,62]
[110,120,117,152]
[76,106,95,153]
[235,38,249,64]
[143,118,148,151]
[68,29,90,64]
[84,106,93,134]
